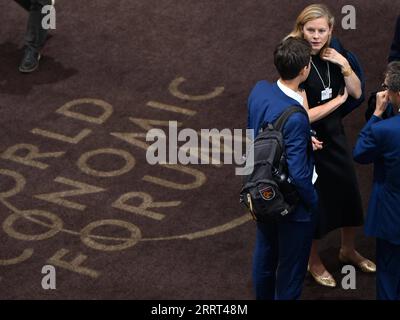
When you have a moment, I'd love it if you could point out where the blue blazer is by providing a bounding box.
[353,115,400,244]
[247,80,318,222]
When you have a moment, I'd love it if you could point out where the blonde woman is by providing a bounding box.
[286,4,376,287]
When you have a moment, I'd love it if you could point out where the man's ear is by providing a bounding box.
[300,64,309,76]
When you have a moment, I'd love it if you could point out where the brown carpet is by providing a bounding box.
[0,0,399,300]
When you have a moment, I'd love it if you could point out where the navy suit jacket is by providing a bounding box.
[353,114,400,244]
[247,80,318,222]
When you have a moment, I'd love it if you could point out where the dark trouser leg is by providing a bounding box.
[252,222,279,300]
[376,238,400,300]
[19,0,54,72]
[252,217,314,300]
[275,219,314,300]
[25,0,48,51]
[14,0,31,11]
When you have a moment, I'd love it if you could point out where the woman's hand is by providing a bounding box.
[322,48,362,100]
[321,48,348,69]
[335,87,348,105]
[312,136,323,151]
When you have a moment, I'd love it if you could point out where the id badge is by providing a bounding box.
[321,88,332,101]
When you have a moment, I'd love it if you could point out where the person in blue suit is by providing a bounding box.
[353,61,400,300]
[248,37,320,300]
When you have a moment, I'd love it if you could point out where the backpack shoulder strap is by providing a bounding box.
[273,106,307,132]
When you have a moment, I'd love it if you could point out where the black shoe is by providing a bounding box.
[19,47,41,73]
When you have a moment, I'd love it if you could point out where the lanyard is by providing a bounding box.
[311,58,331,89]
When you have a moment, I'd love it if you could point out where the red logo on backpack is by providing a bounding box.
[259,186,275,201]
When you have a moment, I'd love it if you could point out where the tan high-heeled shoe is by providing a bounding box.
[307,265,337,287]
[338,251,376,273]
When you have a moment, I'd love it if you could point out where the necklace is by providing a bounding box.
[311,58,331,89]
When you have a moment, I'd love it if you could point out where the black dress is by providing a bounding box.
[302,53,364,239]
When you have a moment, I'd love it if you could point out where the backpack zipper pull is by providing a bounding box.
[247,193,257,221]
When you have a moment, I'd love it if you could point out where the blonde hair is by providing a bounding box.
[285,4,335,50]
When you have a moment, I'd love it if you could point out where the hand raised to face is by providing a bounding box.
[321,48,348,68]
[374,90,389,118]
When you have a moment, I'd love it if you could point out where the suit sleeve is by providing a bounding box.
[283,112,318,212]
[247,86,259,141]
[353,115,382,164]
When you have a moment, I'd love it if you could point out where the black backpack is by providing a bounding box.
[240,106,308,222]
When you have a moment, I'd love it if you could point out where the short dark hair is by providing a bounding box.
[386,61,400,92]
[274,37,311,80]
